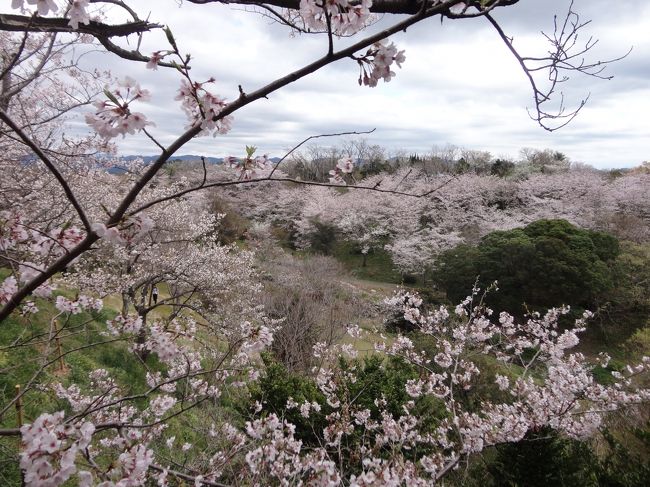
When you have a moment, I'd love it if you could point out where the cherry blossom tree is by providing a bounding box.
[0,0,627,319]
[229,165,649,280]
[1,1,647,486]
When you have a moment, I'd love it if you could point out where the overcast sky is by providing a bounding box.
[80,0,650,169]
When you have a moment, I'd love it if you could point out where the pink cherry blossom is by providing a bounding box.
[86,78,152,138]
[67,0,90,29]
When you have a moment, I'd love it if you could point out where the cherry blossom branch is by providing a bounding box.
[0,13,159,37]
[65,339,245,422]
[108,7,442,222]
[0,235,97,322]
[0,11,178,68]
[185,0,520,15]
[94,36,177,68]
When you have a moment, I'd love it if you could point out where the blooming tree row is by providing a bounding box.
[227,166,649,275]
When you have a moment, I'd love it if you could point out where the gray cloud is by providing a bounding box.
[68,0,650,168]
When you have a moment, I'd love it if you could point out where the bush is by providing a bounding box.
[209,196,250,244]
[467,424,650,487]
[248,355,446,450]
[434,219,620,316]
[247,354,329,445]
[482,427,599,487]
[307,219,338,255]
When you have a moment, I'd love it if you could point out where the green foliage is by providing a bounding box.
[464,424,650,487]
[455,157,470,174]
[601,242,650,337]
[330,240,404,284]
[491,158,516,177]
[432,243,481,305]
[248,354,328,445]
[627,328,650,359]
[339,356,426,420]
[434,219,620,316]
[307,219,338,255]
[480,427,600,487]
[247,355,446,450]
[594,426,650,487]
[209,196,250,244]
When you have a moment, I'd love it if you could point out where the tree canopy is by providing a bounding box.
[434,219,620,315]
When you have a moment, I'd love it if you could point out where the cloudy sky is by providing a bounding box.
[80,0,649,168]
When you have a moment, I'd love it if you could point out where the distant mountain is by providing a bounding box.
[103,154,284,174]
[118,155,283,164]
[119,154,224,164]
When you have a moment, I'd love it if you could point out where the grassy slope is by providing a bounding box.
[0,290,153,484]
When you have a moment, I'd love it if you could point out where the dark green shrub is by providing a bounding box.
[247,355,446,449]
[308,220,338,255]
[491,158,516,177]
[434,219,620,316]
[483,427,599,487]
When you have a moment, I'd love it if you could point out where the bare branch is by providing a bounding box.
[485,1,629,131]
[0,13,159,37]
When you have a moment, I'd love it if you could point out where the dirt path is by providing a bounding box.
[338,276,400,300]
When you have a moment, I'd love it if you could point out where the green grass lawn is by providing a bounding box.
[330,241,405,284]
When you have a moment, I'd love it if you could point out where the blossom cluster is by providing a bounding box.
[382,288,650,446]
[175,78,233,136]
[105,313,143,336]
[91,215,154,246]
[0,275,18,305]
[19,411,94,487]
[239,321,275,355]
[328,156,355,184]
[0,211,29,251]
[299,0,374,36]
[85,77,152,139]
[32,226,85,258]
[358,40,406,87]
[0,211,88,302]
[225,150,271,180]
[145,51,165,70]
[55,294,103,314]
[11,1,90,29]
